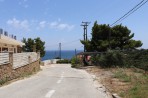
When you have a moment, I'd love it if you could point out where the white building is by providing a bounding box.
[0,32,25,53]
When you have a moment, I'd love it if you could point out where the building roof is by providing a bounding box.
[0,34,25,46]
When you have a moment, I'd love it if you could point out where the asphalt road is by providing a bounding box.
[0,64,111,98]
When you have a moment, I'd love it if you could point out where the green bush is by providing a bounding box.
[90,55,100,66]
[56,59,70,64]
[0,77,8,85]
[91,50,125,68]
[124,49,148,71]
[71,57,81,68]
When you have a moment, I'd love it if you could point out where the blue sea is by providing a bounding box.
[42,50,83,61]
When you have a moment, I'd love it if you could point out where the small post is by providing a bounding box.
[75,49,77,57]
[59,43,61,59]
[75,49,77,64]
[37,51,40,60]
[33,45,36,52]
[9,52,13,66]
[28,56,31,64]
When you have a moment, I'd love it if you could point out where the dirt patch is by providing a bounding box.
[82,66,131,97]
[82,66,148,98]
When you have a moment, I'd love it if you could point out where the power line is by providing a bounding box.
[110,0,148,27]
[117,0,148,25]
[110,0,145,26]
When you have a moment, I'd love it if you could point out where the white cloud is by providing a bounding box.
[7,18,75,32]
[20,20,29,29]
[37,19,74,31]
[49,21,75,31]
[57,23,74,30]
[7,18,30,31]
[49,21,58,27]
[39,21,47,28]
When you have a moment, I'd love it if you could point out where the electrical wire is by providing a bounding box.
[110,0,148,27]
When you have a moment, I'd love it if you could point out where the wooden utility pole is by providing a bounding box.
[81,21,90,52]
[75,49,77,57]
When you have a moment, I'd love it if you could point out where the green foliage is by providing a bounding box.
[91,50,125,68]
[81,21,142,52]
[56,59,71,64]
[22,38,34,52]
[91,22,111,52]
[90,49,148,70]
[22,37,45,57]
[71,57,81,68]
[80,40,93,52]
[0,77,9,85]
[124,49,148,71]
[90,55,100,66]
[34,37,45,57]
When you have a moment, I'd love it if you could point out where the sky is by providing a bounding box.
[0,0,148,50]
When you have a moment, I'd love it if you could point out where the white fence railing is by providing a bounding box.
[0,52,40,69]
[0,53,9,65]
[13,52,39,69]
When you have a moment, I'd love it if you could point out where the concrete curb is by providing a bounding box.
[91,75,113,98]
[112,93,121,98]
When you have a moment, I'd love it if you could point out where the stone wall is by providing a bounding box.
[0,60,40,84]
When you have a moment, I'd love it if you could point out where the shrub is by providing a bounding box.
[0,77,8,85]
[124,49,148,71]
[71,57,81,68]
[89,49,148,70]
[91,50,125,68]
[90,55,100,66]
[56,59,70,64]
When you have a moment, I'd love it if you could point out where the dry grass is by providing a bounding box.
[84,66,148,98]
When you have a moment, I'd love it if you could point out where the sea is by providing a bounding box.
[41,50,83,61]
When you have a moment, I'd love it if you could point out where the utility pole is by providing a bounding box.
[75,49,77,57]
[59,43,61,59]
[81,21,90,52]
[75,48,77,64]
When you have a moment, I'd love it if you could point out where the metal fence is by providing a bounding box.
[0,52,40,69]
[0,53,9,65]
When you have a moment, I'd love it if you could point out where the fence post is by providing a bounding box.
[37,52,40,60]
[28,55,31,64]
[9,52,13,66]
